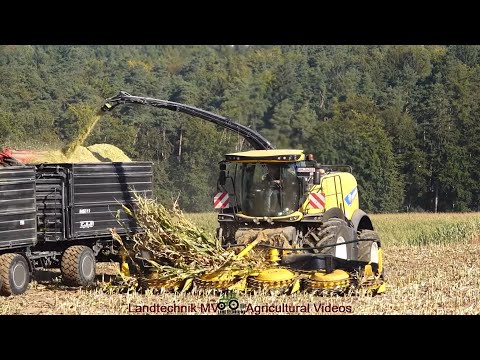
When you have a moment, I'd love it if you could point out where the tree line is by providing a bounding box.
[1,45,479,213]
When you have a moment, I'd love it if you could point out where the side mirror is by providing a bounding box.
[314,163,322,185]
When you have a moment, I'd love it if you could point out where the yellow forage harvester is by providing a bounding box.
[101,91,386,296]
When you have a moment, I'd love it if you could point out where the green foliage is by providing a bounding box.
[1,45,479,212]
[327,97,404,212]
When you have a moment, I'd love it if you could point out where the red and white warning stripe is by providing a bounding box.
[309,192,326,209]
[213,192,230,209]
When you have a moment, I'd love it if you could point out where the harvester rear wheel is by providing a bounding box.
[357,229,381,265]
[355,229,384,293]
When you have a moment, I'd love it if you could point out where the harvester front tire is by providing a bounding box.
[307,218,354,259]
[61,246,96,287]
[0,253,30,296]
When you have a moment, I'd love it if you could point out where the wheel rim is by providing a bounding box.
[370,242,379,264]
[12,262,27,289]
[81,255,94,279]
[335,236,347,259]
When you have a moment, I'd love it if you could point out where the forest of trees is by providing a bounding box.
[1,45,480,213]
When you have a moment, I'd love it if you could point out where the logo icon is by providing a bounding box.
[217,291,245,314]
[344,187,358,206]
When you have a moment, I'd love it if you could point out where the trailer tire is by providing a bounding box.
[0,253,30,296]
[61,246,96,287]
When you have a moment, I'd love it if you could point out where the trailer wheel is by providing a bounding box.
[0,253,31,296]
[61,246,96,287]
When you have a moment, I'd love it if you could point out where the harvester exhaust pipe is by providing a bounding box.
[219,163,227,186]
[314,163,322,185]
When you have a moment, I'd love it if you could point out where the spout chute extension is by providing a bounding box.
[102,91,274,151]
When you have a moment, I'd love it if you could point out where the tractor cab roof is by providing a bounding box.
[225,149,305,163]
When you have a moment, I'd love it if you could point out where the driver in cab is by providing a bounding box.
[263,164,281,186]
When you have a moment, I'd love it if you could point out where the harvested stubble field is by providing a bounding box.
[1,213,480,315]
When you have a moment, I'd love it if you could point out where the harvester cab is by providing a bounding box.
[216,150,358,220]
[102,91,385,294]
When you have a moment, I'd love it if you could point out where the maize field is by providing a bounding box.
[1,206,479,315]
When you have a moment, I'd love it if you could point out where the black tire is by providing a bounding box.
[305,218,355,259]
[218,302,227,310]
[357,229,384,280]
[357,229,381,263]
[61,246,96,287]
[0,253,30,296]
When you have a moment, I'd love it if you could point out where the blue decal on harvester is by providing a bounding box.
[345,187,358,206]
